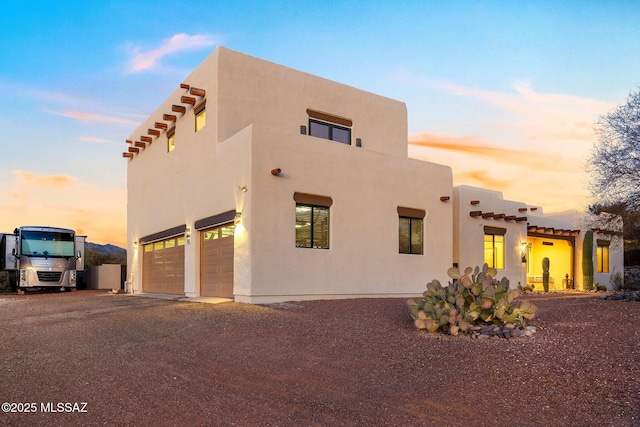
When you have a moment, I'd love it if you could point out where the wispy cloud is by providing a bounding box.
[80,136,121,145]
[396,71,614,144]
[11,170,76,189]
[409,132,568,171]
[45,109,140,126]
[126,33,218,73]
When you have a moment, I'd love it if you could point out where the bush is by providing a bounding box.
[407,264,537,335]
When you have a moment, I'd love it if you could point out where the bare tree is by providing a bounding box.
[588,88,640,247]
[589,88,640,209]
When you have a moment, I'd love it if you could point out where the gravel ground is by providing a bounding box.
[0,290,638,426]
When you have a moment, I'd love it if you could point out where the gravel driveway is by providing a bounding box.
[0,290,638,426]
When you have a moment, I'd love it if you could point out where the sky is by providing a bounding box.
[1,1,639,248]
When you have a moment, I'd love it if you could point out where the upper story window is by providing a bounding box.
[398,207,425,255]
[596,239,610,273]
[167,127,176,152]
[483,226,506,269]
[194,101,206,132]
[307,109,352,145]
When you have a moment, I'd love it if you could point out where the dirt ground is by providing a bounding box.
[0,290,638,426]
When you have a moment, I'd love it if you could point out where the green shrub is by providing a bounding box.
[595,283,607,292]
[407,264,537,335]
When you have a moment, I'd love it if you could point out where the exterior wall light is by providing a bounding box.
[520,242,529,263]
[133,241,139,251]
[185,227,192,244]
[238,185,248,192]
[234,212,242,225]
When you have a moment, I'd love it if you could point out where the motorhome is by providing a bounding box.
[1,226,85,292]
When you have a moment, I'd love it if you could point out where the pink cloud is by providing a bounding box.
[127,33,218,73]
[45,109,140,125]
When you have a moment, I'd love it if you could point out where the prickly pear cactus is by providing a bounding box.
[408,264,537,335]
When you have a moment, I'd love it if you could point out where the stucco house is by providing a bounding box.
[124,47,453,303]
[124,47,623,303]
[453,185,624,291]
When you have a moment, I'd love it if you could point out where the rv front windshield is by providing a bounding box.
[21,231,75,258]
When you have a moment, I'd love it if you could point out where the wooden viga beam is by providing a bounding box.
[190,87,206,97]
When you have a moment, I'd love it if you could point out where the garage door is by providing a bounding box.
[200,224,234,297]
[142,236,185,294]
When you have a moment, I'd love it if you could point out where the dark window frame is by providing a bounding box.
[295,203,330,249]
[399,216,423,255]
[308,118,352,145]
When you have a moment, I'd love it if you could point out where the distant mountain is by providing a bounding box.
[85,242,126,257]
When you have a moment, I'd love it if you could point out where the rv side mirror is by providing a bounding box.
[77,250,82,260]
[12,248,17,257]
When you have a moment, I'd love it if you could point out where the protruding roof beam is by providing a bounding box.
[134,141,146,148]
[123,152,134,158]
[505,215,516,221]
[493,213,505,220]
[180,83,190,90]
[172,105,186,113]
[155,122,168,129]
[128,147,140,153]
[126,139,133,144]
[141,136,152,143]
[190,87,206,97]
[470,200,480,205]
[181,96,196,105]
[148,129,160,136]
[163,114,177,122]
[470,211,482,217]
[481,212,494,219]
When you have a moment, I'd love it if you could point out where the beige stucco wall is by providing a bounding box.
[126,46,453,302]
[86,264,122,290]
[454,186,624,290]
[235,124,452,303]
[453,186,528,287]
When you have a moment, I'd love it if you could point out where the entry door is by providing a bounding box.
[200,224,234,297]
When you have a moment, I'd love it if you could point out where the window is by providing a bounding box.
[484,233,505,269]
[306,109,352,145]
[294,192,332,249]
[596,240,610,273]
[194,101,206,132]
[398,207,425,255]
[309,119,351,144]
[167,127,176,152]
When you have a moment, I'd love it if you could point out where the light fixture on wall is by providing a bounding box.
[185,227,192,244]
[520,242,529,263]
[238,185,248,192]
[234,212,242,225]
[133,241,139,251]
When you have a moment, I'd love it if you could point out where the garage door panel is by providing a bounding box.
[200,224,234,298]
[142,236,185,295]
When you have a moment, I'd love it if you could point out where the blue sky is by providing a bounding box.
[1,1,639,247]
